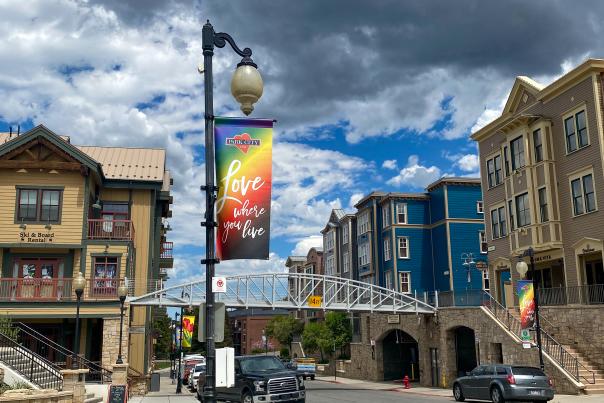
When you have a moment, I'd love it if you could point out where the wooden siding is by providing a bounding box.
[0,170,85,245]
[99,188,130,202]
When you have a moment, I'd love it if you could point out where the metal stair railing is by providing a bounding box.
[0,332,63,390]
[482,291,596,385]
[6,322,113,383]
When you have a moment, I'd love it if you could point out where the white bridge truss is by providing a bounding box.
[128,273,437,314]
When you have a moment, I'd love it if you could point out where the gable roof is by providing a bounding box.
[0,125,166,183]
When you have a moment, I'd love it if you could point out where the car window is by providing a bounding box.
[471,366,484,376]
[483,366,495,376]
[512,367,545,376]
[240,356,286,373]
[496,367,508,375]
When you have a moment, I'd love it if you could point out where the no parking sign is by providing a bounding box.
[212,276,227,293]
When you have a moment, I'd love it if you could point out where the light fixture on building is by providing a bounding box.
[19,222,27,230]
[104,244,110,253]
[45,223,52,230]
[165,221,172,232]
[92,198,102,210]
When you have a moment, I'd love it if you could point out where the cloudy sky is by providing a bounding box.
[0,0,600,285]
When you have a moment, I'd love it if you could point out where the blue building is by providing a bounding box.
[354,177,487,294]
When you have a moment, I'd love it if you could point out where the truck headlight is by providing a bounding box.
[253,380,266,392]
[298,376,304,388]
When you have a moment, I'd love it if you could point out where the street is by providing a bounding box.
[306,381,450,403]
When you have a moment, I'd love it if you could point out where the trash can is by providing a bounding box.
[149,372,161,392]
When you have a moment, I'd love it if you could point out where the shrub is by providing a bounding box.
[279,347,290,358]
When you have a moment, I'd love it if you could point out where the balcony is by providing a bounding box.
[159,241,173,268]
[0,277,125,301]
[87,219,135,241]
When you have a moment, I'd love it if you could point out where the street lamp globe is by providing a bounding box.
[73,272,86,293]
[516,260,529,279]
[117,283,129,300]
[231,58,263,115]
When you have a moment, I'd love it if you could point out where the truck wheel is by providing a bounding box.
[310,375,315,380]
[241,391,253,403]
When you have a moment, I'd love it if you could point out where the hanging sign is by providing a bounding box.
[182,315,196,348]
[214,117,274,260]
[212,276,227,293]
[517,280,535,330]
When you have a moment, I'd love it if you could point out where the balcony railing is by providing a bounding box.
[160,242,173,259]
[0,278,72,301]
[537,284,604,306]
[0,278,126,301]
[87,219,135,241]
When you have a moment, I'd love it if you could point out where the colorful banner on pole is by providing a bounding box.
[517,280,535,330]
[214,117,273,260]
[182,315,196,348]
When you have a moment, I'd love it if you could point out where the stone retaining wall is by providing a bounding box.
[0,390,73,402]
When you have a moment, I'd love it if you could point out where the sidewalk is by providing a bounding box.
[129,370,198,403]
[315,376,604,402]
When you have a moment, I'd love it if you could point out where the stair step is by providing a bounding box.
[84,397,103,403]
[584,388,604,394]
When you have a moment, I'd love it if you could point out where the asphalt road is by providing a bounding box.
[305,381,452,403]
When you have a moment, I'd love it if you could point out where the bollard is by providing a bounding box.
[403,375,410,389]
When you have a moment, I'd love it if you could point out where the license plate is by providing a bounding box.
[529,390,542,396]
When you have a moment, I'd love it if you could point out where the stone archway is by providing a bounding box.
[381,329,419,382]
[451,326,477,377]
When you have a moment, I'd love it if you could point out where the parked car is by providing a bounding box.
[197,355,305,403]
[183,359,203,385]
[453,364,554,403]
[190,363,207,391]
[293,358,316,380]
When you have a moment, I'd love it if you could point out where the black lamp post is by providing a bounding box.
[116,282,128,364]
[72,272,86,369]
[200,20,263,403]
[175,310,183,394]
[517,247,545,371]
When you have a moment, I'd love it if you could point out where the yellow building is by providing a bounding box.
[0,125,173,387]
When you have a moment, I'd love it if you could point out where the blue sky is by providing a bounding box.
[0,0,598,286]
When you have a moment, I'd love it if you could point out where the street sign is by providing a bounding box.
[520,329,531,342]
[522,342,532,349]
[387,315,400,324]
[308,295,322,307]
[198,302,226,342]
[475,261,488,270]
[212,276,227,293]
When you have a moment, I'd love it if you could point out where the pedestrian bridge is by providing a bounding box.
[127,273,437,314]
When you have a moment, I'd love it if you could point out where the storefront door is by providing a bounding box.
[497,269,511,306]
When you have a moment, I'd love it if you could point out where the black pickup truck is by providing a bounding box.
[197,355,306,403]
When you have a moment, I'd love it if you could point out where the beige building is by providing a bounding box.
[472,58,604,307]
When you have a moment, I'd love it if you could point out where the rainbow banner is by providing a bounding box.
[517,280,535,330]
[214,117,273,260]
[182,315,195,348]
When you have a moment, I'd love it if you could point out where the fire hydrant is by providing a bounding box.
[403,375,410,389]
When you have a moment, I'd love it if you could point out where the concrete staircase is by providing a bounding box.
[0,346,61,390]
[561,344,604,395]
[84,392,103,403]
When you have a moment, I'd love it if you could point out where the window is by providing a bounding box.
[383,238,391,261]
[490,207,507,239]
[510,136,525,170]
[101,202,129,233]
[397,237,409,259]
[343,225,349,244]
[384,271,393,290]
[325,231,335,251]
[343,251,349,273]
[487,155,502,188]
[325,256,335,276]
[515,193,531,227]
[538,187,549,223]
[533,129,543,162]
[399,272,411,293]
[571,173,597,216]
[479,231,487,254]
[16,188,63,223]
[477,200,484,214]
[503,146,510,176]
[358,243,369,266]
[565,109,588,153]
[382,203,391,228]
[92,256,119,296]
[508,200,515,231]
[483,270,490,292]
[357,211,370,234]
[396,203,407,224]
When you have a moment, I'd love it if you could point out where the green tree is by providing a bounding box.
[152,310,173,360]
[325,312,352,356]
[265,315,303,351]
[301,321,331,362]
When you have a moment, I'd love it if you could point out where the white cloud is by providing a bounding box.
[382,159,398,170]
[348,193,364,209]
[291,235,323,256]
[387,155,441,189]
[456,154,479,172]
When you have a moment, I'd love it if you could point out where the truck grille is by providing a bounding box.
[267,377,297,394]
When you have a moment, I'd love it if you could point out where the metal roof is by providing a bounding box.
[76,146,165,182]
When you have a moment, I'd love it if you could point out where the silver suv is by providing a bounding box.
[453,364,554,403]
